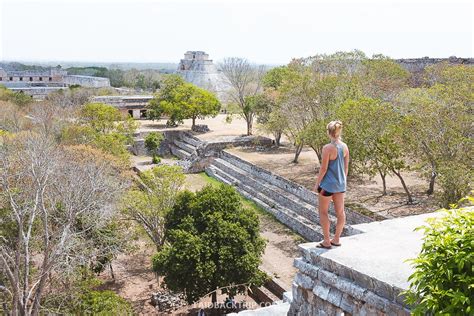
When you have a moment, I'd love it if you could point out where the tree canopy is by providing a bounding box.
[147,75,221,129]
[152,184,266,304]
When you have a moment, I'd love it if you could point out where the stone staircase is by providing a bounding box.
[206,151,373,242]
[169,132,202,161]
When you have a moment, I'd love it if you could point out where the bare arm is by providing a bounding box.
[344,145,350,177]
[313,146,330,191]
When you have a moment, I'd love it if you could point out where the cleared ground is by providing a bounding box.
[100,173,300,315]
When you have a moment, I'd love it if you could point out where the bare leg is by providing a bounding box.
[318,194,332,246]
[331,192,346,244]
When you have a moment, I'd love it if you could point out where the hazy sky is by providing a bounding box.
[1,0,472,64]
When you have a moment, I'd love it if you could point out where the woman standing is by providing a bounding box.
[313,120,349,249]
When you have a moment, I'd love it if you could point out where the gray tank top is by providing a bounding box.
[320,142,346,193]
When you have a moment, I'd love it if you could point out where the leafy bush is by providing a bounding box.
[152,155,161,164]
[78,290,133,315]
[405,199,474,315]
[145,132,164,154]
[437,163,473,208]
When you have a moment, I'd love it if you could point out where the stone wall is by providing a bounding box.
[130,130,184,156]
[9,87,65,99]
[63,75,110,88]
[288,213,441,315]
[396,56,474,86]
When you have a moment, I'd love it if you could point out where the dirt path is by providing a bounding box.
[99,238,159,315]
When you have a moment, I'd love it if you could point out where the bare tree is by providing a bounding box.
[0,133,127,315]
[121,165,185,250]
[45,87,93,109]
[0,101,31,133]
[220,58,266,135]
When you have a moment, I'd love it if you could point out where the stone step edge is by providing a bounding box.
[207,164,319,231]
[213,158,317,211]
[295,245,409,308]
[221,150,316,205]
[169,144,191,160]
[220,150,375,225]
[293,258,411,315]
[249,284,280,304]
[212,158,356,235]
[181,132,204,147]
[173,139,197,154]
[206,166,325,241]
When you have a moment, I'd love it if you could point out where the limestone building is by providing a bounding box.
[0,67,110,99]
[177,51,228,99]
[0,68,67,87]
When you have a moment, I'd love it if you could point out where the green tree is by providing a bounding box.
[276,51,364,163]
[135,74,147,90]
[107,68,126,87]
[12,91,33,107]
[396,63,473,204]
[186,86,221,129]
[147,75,220,129]
[361,54,410,101]
[338,98,413,202]
[262,66,290,89]
[255,67,292,147]
[80,102,122,132]
[61,103,138,165]
[122,165,185,249]
[152,184,266,304]
[405,200,474,315]
[0,86,33,107]
[253,92,286,147]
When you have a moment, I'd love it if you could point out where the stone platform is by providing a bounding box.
[289,212,441,315]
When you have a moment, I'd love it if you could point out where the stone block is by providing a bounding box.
[294,258,319,279]
[362,291,388,312]
[340,293,355,314]
[326,287,343,307]
[295,273,314,290]
[371,277,395,301]
[312,280,330,301]
[385,302,411,316]
[351,269,375,292]
[317,269,338,287]
[292,283,304,304]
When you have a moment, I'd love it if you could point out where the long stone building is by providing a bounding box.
[0,67,110,99]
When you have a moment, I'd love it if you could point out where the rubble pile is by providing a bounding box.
[150,290,187,312]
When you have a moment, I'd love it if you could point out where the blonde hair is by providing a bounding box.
[327,120,343,139]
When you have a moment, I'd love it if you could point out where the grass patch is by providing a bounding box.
[197,172,222,187]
